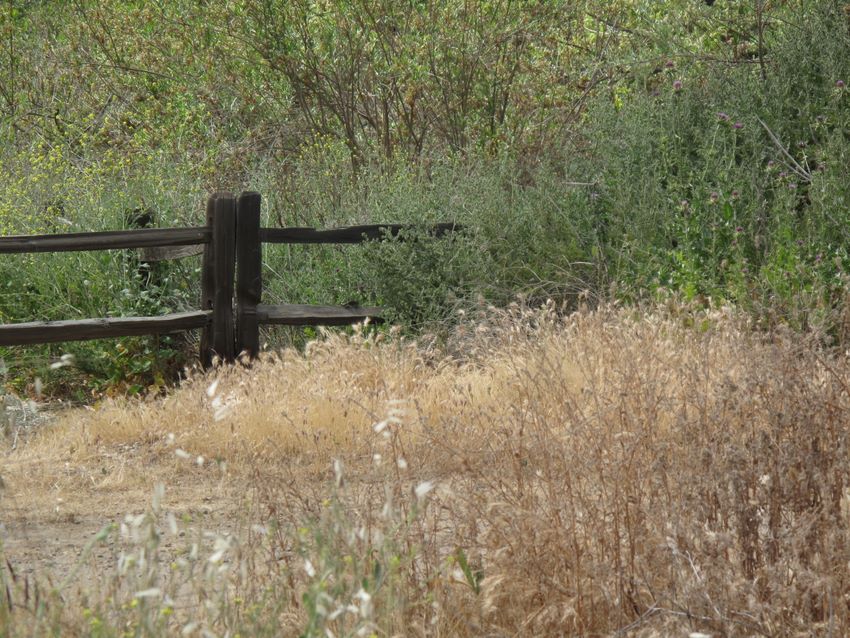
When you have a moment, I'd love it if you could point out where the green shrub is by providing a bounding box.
[578,1,850,333]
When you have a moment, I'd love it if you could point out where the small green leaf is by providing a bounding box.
[455,547,482,594]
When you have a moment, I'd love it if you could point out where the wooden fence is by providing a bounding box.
[0,191,459,367]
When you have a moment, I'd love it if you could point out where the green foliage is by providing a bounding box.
[453,547,483,595]
[241,0,591,161]
[254,154,601,334]
[0,0,849,394]
[579,1,850,333]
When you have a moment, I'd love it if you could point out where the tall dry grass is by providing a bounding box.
[2,302,850,636]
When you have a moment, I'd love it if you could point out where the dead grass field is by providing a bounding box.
[2,302,850,637]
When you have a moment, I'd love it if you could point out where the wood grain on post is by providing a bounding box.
[211,193,236,363]
[199,195,218,367]
[235,192,262,359]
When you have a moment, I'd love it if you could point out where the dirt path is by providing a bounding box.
[1,475,246,585]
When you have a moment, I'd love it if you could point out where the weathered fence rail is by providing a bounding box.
[0,191,459,367]
[0,227,210,254]
[0,311,212,346]
[259,223,460,244]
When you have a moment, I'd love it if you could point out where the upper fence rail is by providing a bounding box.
[0,223,461,254]
[260,223,461,244]
[0,227,211,254]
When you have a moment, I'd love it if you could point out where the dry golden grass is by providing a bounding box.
[3,301,850,636]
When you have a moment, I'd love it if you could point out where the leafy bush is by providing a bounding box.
[578,1,850,333]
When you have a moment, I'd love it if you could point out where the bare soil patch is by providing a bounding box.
[1,454,242,582]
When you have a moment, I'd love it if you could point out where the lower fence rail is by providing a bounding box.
[0,310,212,347]
[256,303,384,327]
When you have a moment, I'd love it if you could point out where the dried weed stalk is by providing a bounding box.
[2,302,849,636]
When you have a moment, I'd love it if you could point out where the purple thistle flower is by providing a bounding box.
[665,60,675,69]
[673,79,683,91]
[788,182,797,190]
[717,112,730,121]
[735,226,743,233]
[733,121,744,129]
[709,191,719,203]
[731,190,740,199]
[837,80,846,88]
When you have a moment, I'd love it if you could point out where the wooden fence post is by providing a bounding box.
[200,192,236,366]
[199,195,217,367]
[236,191,262,359]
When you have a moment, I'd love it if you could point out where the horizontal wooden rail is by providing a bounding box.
[260,223,462,245]
[257,303,383,326]
[0,310,211,346]
[0,227,210,255]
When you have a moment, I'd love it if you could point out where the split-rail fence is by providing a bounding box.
[0,191,459,367]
